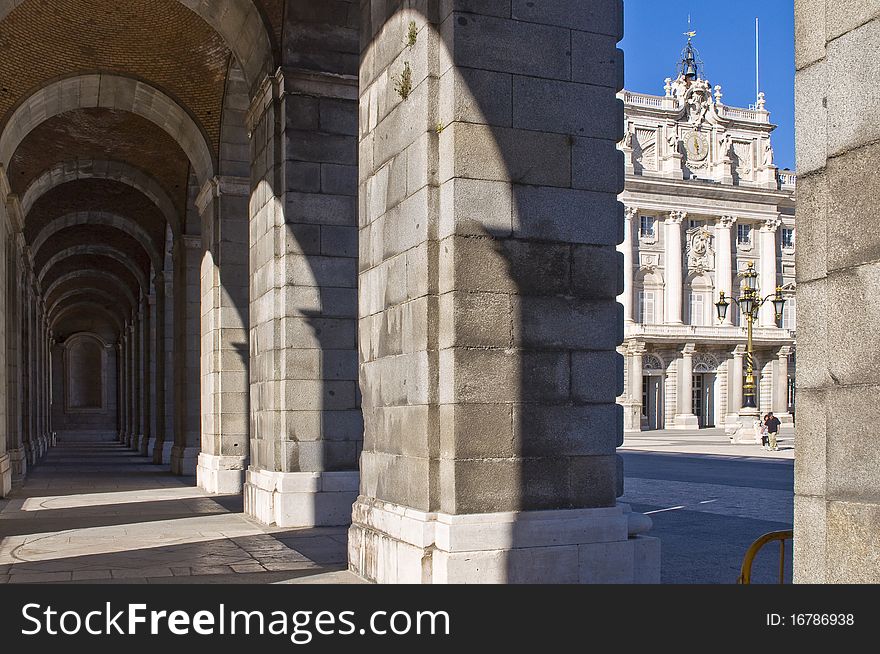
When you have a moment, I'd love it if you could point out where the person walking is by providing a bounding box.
[765,412,781,451]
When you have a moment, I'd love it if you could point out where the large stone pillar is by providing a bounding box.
[621,206,636,324]
[243,65,361,527]
[19,274,30,462]
[155,265,175,464]
[129,316,141,450]
[6,237,25,483]
[664,211,685,324]
[759,217,780,326]
[171,235,201,475]
[0,221,8,496]
[196,176,250,494]
[147,276,165,458]
[349,1,657,584]
[117,341,126,442]
[715,215,735,325]
[138,294,152,455]
[673,343,699,428]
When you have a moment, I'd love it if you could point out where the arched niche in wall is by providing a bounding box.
[62,332,109,413]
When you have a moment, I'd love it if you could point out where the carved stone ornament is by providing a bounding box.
[686,227,714,272]
[717,214,736,229]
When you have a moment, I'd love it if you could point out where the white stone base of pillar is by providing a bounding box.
[153,439,174,465]
[244,468,359,527]
[774,412,793,424]
[348,498,660,584]
[671,413,700,429]
[622,402,642,432]
[170,445,198,475]
[0,453,11,497]
[8,448,27,483]
[197,453,246,494]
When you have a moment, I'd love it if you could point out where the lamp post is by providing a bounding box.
[715,261,785,412]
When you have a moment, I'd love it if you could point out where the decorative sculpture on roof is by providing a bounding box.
[762,141,774,168]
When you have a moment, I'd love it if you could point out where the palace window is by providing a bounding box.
[638,290,656,324]
[688,218,704,230]
[781,227,795,249]
[689,292,706,326]
[639,215,656,239]
[737,223,752,246]
[782,297,796,330]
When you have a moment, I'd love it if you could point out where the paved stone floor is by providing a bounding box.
[0,442,362,584]
[620,428,794,583]
[1,432,794,584]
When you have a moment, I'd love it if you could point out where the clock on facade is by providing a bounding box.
[684,132,709,161]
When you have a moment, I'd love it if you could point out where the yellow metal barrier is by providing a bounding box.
[737,530,793,584]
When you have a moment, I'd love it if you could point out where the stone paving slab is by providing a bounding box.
[621,426,796,460]
[0,442,361,584]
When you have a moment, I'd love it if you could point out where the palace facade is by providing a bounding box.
[617,42,796,431]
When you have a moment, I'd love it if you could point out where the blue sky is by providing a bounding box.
[620,0,795,170]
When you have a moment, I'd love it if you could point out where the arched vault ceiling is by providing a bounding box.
[32,224,150,277]
[41,254,140,299]
[252,0,284,50]
[24,179,166,249]
[9,109,189,214]
[0,0,230,151]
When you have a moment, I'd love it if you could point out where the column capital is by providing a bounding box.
[717,215,737,229]
[777,345,792,358]
[681,342,696,355]
[762,217,782,232]
[627,340,647,355]
[732,344,747,357]
[624,205,638,220]
[176,234,202,251]
[667,210,687,224]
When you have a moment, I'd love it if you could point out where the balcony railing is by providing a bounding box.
[625,323,795,341]
[778,171,797,188]
[623,91,665,108]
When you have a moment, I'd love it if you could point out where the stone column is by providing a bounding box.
[0,223,8,496]
[20,274,33,463]
[120,328,130,443]
[34,303,45,454]
[150,273,166,462]
[621,206,636,324]
[773,345,791,420]
[138,294,152,455]
[673,343,699,428]
[759,217,780,326]
[127,321,138,448]
[6,239,25,483]
[170,235,201,475]
[715,215,735,325]
[349,1,657,584]
[664,211,685,324]
[243,66,361,527]
[156,265,175,464]
[116,341,125,442]
[726,344,745,422]
[623,342,644,432]
[195,176,250,494]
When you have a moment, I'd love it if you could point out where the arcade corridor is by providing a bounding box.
[0,441,354,584]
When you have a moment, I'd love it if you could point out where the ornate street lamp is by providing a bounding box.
[715,261,785,410]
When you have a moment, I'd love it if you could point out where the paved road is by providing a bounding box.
[621,450,794,584]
